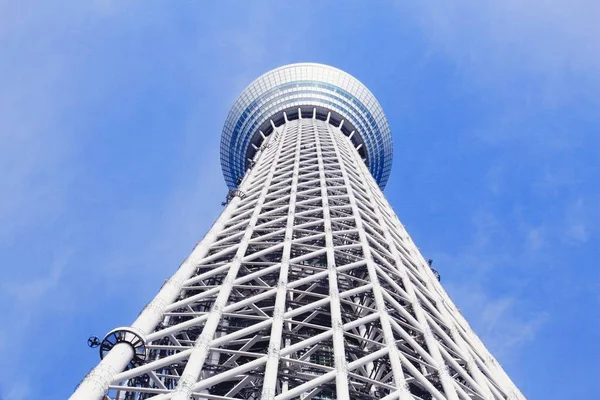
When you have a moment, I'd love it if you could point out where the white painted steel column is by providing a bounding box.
[313,121,351,400]
[359,168,507,399]
[260,119,302,399]
[71,343,133,400]
[168,126,288,400]
[360,165,522,399]
[71,183,246,400]
[347,132,460,400]
[71,63,526,400]
[327,124,413,400]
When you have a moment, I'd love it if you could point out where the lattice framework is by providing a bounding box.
[72,113,525,400]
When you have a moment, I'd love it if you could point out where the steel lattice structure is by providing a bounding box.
[72,64,525,400]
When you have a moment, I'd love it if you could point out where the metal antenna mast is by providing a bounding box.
[72,63,525,400]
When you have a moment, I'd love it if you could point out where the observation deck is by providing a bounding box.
[220,63,393,189]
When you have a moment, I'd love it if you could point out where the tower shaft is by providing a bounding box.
[73,116,525,400]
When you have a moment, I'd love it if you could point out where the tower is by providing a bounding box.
[72,63,525,400]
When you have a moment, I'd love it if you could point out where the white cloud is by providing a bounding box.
[566,222,588,243]
[564,198,590,243]
[399,0,600,87]
[1,381,31,400]
[0,250,71,400]
[431,207,550,361]
[0,247,70,310]
[527,227,545,251]
[446,281,549,359]
[470,209,501,250]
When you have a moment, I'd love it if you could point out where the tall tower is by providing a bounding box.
[72,64,525,400]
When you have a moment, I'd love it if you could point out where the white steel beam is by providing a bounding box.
[72,117,525,400]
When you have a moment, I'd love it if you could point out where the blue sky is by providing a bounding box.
[0,1,598,399]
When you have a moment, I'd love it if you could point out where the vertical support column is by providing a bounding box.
[71,179,248,400]
[168,124,290,400]
[327,125,412,400]
[343,130,459,400]
[313,122,350,400]
[360,165,514,395]
[71,344,133,400]
[356,164,500,399]
[447,326,495,399]
[261,121,303,399]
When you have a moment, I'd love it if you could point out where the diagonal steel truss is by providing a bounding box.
[72,114,526,400]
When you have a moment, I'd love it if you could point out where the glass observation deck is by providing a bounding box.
[220,63,393,190]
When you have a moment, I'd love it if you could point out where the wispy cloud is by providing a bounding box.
[564,197,590,243]
[430,206,551,361]
[2,259,64,306]
[526,227,545,252]
[0,2,319,398]
[0,2,596,399]
[398,6,598,377]
[0,54,74,243]
[1,382,32,400]
[446,282,549,359]
[398,0,600,87]
[0,249,72,400]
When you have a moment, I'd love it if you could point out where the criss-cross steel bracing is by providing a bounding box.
[72,64,525,400]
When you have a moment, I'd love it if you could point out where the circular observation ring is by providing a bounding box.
[220,63,393,190]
